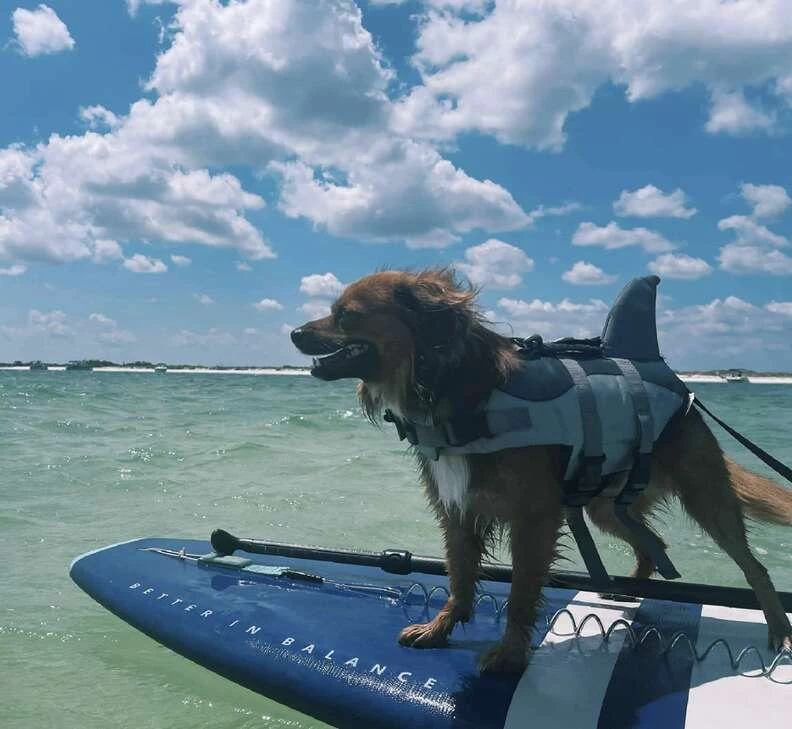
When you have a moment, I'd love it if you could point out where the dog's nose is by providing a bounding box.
[290,327,307,348]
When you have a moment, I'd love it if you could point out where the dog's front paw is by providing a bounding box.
[768,629,792,654]
[478,640,528,674]
[398,621,450,649]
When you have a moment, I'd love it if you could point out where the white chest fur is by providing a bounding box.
[428,455,470,514]
[373,392,471,514]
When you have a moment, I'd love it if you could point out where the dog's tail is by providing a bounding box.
[729,459,792,526]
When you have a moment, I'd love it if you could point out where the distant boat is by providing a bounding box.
[723,369,748,383]
[154,365,167,373]
[65,361,92,371]
[29,361,48,371]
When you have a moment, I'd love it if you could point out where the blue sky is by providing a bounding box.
[1,0,791,369]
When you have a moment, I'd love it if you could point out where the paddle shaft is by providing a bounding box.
[210,528,792,611]
[212,528,511,579]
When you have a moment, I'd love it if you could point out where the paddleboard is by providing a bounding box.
[70,538,791,728]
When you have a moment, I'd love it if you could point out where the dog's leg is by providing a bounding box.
[586,493,665,579]
[658,410,792,651]
[479,503,564,673]
[398,512,482,648]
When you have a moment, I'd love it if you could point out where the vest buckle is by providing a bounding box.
[384,409,418,445]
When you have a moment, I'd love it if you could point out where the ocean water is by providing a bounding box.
[2,372,791,729]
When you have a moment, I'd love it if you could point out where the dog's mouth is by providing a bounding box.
[309,340,379,381]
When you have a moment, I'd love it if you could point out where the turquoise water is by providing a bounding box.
[2,372,791,728]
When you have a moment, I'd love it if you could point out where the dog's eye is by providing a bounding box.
[335,308,358,329]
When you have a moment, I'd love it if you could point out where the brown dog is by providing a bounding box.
[291,268,792,673]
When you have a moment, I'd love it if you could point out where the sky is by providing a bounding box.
[1,0,791,369]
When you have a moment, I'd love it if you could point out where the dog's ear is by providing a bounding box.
[394,272,475,351]
[394,270,478,407]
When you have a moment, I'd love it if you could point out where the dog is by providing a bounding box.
[291,268,792,673]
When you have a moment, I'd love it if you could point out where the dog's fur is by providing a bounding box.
[292,268,792,673]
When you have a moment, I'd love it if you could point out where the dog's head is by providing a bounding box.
[291,269,514,415]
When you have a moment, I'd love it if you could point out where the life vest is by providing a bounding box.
[384,276,692,586]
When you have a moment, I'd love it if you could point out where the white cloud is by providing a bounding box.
[495,294,628,349]
[280,323,295,335]
[527,201,583,223]
[126,0,169,17]
[92,239,124,264]
[2,0,530,270]
[143,0,526,247]
[0,139,273,267]
[12,4,75,57]
[299,300,332,320]
[718,244,792,276]
[705,90,775,136]
[740,183,791,219]
[497,296,609,340]
[236,261,252,272]
[0,264,26,276]
[572,222,675,253]
[370,0,491,9]
[456,239,534,288]
[89,313,116,326]
[395,1,792,150]
[170,254,191,267]
[717,186,792,275]
[123,254,168,274]
[648,253,713,280]
[194,293,214,305]
[658,296,792,366]
[297,272,345,321]
[613,185,696,219]
[254,298,283,312]
[244,327,258,335]
[272,146,528,248]
[28,309,71,337]
[0,147,37,210]
[561,261,617,286]
[717,215,788,248]
[766,301,792,317]
[79,106,121,131]
[299,272,345,298]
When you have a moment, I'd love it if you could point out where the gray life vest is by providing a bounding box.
[384,276,692,586]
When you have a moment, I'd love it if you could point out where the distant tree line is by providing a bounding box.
[0,359,310,370]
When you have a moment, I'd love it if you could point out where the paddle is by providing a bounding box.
[211,527,512,580]
[210,528,792,611]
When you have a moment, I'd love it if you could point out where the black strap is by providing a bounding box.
[513,334,603,360]
[558,358,612,586]
[612,358,681,580]
[560,358,605,493]
[565,506,611,588]
[694,398,792,484]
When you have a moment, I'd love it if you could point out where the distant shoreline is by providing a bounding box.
[0,365,312,375]
[1,364,791,383]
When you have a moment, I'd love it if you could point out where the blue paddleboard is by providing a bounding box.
[70,538,791,728]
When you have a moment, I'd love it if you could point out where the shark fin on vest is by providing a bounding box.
[601,275,661,361]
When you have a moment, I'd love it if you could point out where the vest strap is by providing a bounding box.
[611,358,681,580]
[559,358,612,585]
[386,408,533,450]
[560,358,605,493]
[565,505,612,588]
